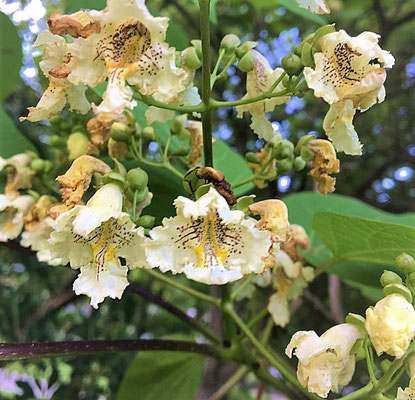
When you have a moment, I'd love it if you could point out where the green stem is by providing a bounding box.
[314,257,340,277]
[134,91,203,113]
[221,284,236,342]
[246,308,268,329]
[215,55,237,81]
[211,48,226,89]
[365,341,377,384]
[226,306,320,400]
[340,383,374,400]
[144,269,220,307]
[231,275,254,301]
[199,0,214,168]
[208,366,250,400]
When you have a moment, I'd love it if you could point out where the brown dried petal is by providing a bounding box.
[187,121,203,166]
[48,11,100,39]
[281,224,310,261]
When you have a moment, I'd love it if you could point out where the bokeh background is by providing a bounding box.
[0,0,414,399]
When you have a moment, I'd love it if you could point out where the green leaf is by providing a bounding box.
[65,0,105,12]
[312,212,415,265]
[0,106,35,157]
[250,0,328,25]
[116,338,205,400]
[166,21,189,51]
[0,13,22,101]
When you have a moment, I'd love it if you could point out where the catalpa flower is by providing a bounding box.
[0,153,35,195]
[236,50,290,142]
[20,31,90,122]
[296,0,330,14]
[304,30,394,155]
[0,194,35,242]
[144,188,272,285]
[55,0,188,115]
[286,323,364,398]
[47,183,147,308]
[396,355,415,399]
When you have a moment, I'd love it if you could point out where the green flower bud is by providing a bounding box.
[354,345,366,361]
[171,115,187,135]
[281,53,302,76]
[383,283,413,303]
[220,34,241,52]
[380,270,403,287]
[127,168,148,191]
[72,124,86,134]
[292,156,306,171]
[245,152,261,164]
[125,151,134,161]
[184,47,202,70]
[110,122,132,142]
[171,147,189,156]
[43,160,52,173]
[135,215,155,229]
[407,272,415,287]
[135,187,149,203]
[134,122,143,138]
[396,253,415,274]
[102,172,126,187]
[30,158,46,173]
[235,41,258,59]
[294,134,315,156]
[67,132,89,161]
[190,40,202,59]
[274,140,294,160]
[276,158,293,174]
[380,359,392,373]
[142,126,156,141]
[345,313,366,329]
[178,128,191,141]
[49,135,66,148]
[300,146,315,162]
[238,51,255,72]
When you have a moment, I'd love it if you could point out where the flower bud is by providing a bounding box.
[49,135,66,148]
[365,294,415,358]
[127,186,148,203]
[274,140,294,160]
[294,134,315,156]
[237,51,255,72]
[293,156,306,171]
[184,47,202,70]
[30,158,46,173]
[178,128,191,141]
[220,34,241,52]
[171,115,187,135]
[380,359,392,373]
[380,270,403,287]
[67,132,89,161]
[277,158,293,174]
[235,41,258,59]
[383,283,412,303]
[407,272,415,287]
[135,215,155,229]
[127,168,148,191]
[281,53,302,76]
[245,152,261,164]
[190,40,202,59]
[171,147,189,157]
[44,160,52,173]
[134,122,143,138]
[396,253,415,274]
[110,122,132,142]
[142,126,156,141]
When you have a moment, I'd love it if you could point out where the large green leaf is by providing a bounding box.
[116,339,205,400]
[0,13,22,101]
[312,212,415,265]
[65,0,105,12]
[0,106,35,157]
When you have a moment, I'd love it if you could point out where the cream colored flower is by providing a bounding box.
[47,183,147,308]
[296,0,330,14]
[0,153,35,195]
[396,355,415,399]
[64,0,188,115]
[20,31,90,122]
[236,50,290,142]
[0,194,35,242]
[366,294,415,358]
[286,323,364,398]
[144,187,272,284]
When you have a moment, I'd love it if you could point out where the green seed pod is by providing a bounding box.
[383,283,413,303]
[293,156,306,171]
[190,40,202,59]
[135,215,155,229]
[30,158,46,173]
[49,135,66,148]
[274,140,294,160]
[396,253,415,274]
[245,152,261,164]
[102,172,126,187]
[184,47,202,70]
[66,132,89,161]
[171,147,189,157]
[345,313,366,329]
[380,270,403,287]
[127,168,148,191]
[238,51,255,72]
[281,53,302,76]
[178,128,191,141]
[171,114,187,135]
[220,34,241,52]
[110,122,132,142]
[276,158,293,174]
[235,41,258,59]
[142,126,156,141]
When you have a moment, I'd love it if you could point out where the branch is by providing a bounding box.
[0,339,219,361]
[127,283,222,344]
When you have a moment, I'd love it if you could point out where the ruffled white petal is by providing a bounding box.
[296,0,330,14]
